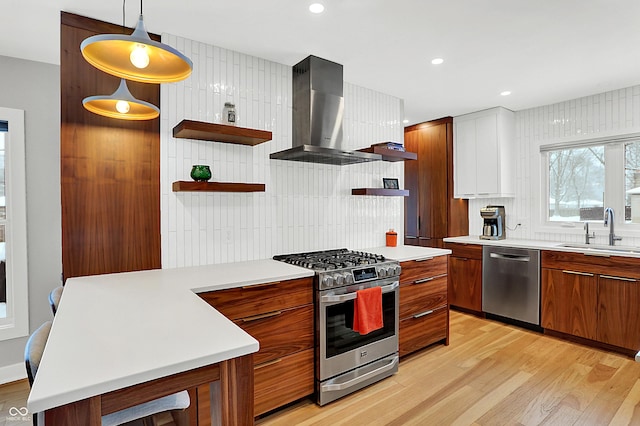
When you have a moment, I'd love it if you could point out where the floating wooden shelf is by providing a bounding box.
[351,188,409,196]
[172,120,272,146]
[357,146,417,162]
[172,181,266,192]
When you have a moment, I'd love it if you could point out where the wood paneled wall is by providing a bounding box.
[60,12,161,280]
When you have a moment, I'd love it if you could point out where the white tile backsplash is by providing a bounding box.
[160,35,404,268]
[468,85,640,245]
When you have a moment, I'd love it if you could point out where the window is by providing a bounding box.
[625,141,640,223]
[0,107,28,341]
[541,134,640,232]
[547,145,605,222]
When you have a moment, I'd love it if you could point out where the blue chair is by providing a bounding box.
[48,286,63,316]
[25,321,190,426]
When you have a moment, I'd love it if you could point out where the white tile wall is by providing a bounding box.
[468,86,640,245]
[160,35,404,268]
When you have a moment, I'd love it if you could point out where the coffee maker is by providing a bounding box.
[480,205,506,240]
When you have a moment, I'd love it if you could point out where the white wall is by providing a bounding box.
[160,36,405,268]
[468,85,640,245]
[0,55,61,377]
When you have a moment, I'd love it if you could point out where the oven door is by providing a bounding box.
[318,276,399,381]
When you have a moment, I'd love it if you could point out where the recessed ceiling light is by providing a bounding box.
[431,58,444,65]
[403,119,409,124]
[309,3,325,13]
[500,91,512,96]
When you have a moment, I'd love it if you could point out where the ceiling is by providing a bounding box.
[3,0,640,125]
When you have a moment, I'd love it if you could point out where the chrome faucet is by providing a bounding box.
[604,207,623,246]
[584,222,596,244]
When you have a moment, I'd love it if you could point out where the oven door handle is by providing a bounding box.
[320,281,399,303]
[320,355,399,392]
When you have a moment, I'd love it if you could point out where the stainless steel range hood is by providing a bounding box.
[270,55,381,165]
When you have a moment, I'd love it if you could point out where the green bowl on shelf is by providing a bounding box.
[190,165,212,182]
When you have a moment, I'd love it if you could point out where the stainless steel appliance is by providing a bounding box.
[269,56,382,165]
[482,246,540,326]
[274,249,400,405]
[480,205,506,240]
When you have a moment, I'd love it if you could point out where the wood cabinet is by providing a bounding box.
[444,242,483,313]
[404,117,468,248]
[597,274,640,349]
[541,268,597,340]
[541,250,640,354]
[199,277,314,416]
[453,107,515,198]
[398,255,449,357]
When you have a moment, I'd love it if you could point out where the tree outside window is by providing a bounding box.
[548,146,605,221]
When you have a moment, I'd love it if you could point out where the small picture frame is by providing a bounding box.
[383,178,399,189]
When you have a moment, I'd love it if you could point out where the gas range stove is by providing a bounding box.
[274,248,401,290]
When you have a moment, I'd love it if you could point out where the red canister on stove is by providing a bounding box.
[386,229,397,247]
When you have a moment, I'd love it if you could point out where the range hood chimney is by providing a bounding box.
[269,55,381,165]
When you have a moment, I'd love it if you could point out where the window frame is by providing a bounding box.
[0,107,29,341]
[534,131,640,238]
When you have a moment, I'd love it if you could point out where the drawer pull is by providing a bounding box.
[413,309,434,319]
[242,281,279,289]
[600,275,637,282]
[584,252,611,258]
[413,273,447,285]
[414,256,434,262]
[255,358,283,370]
[562,270,594,277]
[240,310,282,322]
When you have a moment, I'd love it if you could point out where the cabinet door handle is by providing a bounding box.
[413,309,434,319]
[242,282,279,289]
[414,256,434,262]
[413,273,447,285]
[600,275,637,282]
[562,270,594,277]
[240,310,282,322]
[418,216,421,231]
[255,358,283,370]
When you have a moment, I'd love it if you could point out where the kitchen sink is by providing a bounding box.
[558,243,640,254]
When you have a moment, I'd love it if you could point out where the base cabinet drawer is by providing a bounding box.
[235,304,313,365]
[399,276,447,319]
[399,307,447,357]
[198,277,313,319]
[400,256,447,285]
[254,348,315,416]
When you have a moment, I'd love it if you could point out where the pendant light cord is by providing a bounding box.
[122,0,126,31]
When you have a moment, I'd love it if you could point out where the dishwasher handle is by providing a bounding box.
[489,252,531,262]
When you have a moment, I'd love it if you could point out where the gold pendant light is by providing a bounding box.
[83,79,159,120]
[80,2,192,83]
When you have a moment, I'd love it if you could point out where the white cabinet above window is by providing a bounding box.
[453,107,515,198]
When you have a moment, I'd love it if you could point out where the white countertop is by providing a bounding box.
[443,235,640,258]
[27,259,313,413]
[362,245,451,262]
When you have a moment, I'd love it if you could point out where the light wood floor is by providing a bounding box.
[3,311,640,425]
[257,311,640,425]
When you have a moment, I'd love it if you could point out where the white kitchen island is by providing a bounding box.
[27,259,313,425]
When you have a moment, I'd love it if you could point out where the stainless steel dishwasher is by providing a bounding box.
[482,246,540,326]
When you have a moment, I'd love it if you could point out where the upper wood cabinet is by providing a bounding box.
[453,107,515,198]
[404,117,468,248]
